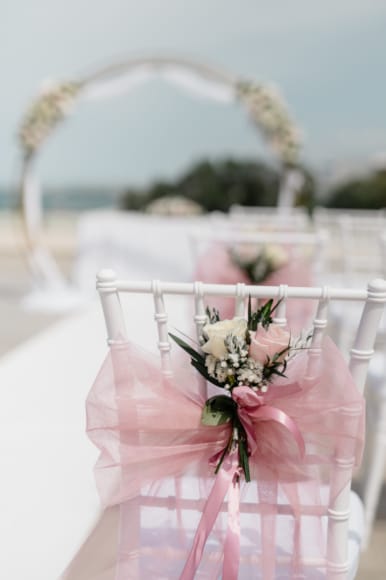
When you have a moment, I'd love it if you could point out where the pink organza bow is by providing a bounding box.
[86,338,364,579]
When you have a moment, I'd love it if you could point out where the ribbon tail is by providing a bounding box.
[222,472,241,580]
[258,470,278,580]
[180,458,238,580]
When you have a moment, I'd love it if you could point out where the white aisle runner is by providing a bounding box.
[0,294,190,580]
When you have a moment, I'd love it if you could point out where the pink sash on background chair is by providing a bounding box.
[83,337,364,579]
[194,244,315,332]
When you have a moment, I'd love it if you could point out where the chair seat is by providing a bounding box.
[139,481,364,579]
[62,488,363,579]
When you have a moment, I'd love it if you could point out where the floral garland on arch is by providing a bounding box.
[170,298,311,481]
[236,81,301,166]
[19,81,82,157]
[18,75,301,166]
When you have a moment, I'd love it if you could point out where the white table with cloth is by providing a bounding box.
[72,210,227,293]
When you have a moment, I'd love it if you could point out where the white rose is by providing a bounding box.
[263,244,288,270]
[202,318,248,359]
[233,243,261,263]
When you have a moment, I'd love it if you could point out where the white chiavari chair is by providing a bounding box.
[357,232,386,547]
[60,270,386,580]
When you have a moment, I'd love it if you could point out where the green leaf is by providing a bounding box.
[205,306,220,323]
[191,359,223,388]
[270,298,283,315]
[201,395,237,426]
[214,444,230,474]
[168,333,204,363]
[271,344,291,360]
[238,438,250,482]
[269,368,287,378]
[247,298,284,330]
[247,294,252,327]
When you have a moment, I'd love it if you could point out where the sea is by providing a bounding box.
[0,187,123,211]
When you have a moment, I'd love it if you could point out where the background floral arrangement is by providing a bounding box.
[145,195,204,216]
[230,243,288,284]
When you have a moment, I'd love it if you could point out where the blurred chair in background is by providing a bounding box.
[358,231,386,546]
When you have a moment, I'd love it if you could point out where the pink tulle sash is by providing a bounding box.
[194,244,315,332]
[85,337,364,579]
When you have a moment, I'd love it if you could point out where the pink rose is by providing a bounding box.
[249,325,290,365]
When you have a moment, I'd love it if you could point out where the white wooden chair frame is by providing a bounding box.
[357,231,386,546]
[96,269,386,577]
[229,203,309,226]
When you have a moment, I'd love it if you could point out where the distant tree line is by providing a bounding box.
[120,158,386,213]
[120,159,315,213]
[325,168,386,209]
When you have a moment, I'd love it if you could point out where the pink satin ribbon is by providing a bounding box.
[180,386,305,579]
[179,453,240,580]
[232,386,306,459]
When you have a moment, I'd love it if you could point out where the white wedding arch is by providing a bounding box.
[17,56,302,303]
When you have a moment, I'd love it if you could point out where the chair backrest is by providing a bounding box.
[229,204,310,229]
[96,269,386,575]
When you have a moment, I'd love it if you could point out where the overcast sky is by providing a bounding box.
[2,0,386,187]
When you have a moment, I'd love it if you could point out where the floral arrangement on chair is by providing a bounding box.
[170,298,310,481]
